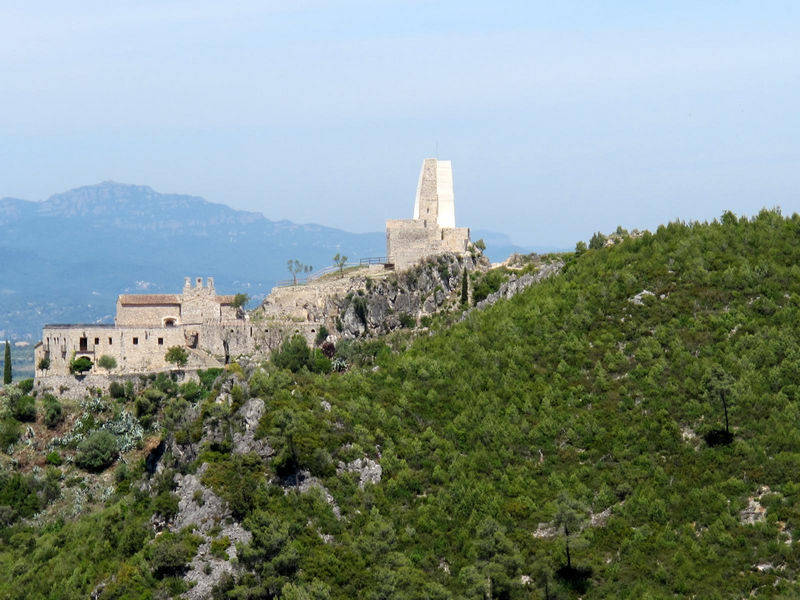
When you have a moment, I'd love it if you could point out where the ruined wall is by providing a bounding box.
[441,227,470,253]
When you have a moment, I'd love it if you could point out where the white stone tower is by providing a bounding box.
[386,158,470,270]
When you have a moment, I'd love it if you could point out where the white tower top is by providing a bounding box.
[412,159,456,228]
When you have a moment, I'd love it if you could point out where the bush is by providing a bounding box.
[97,355,117,371]
[75,430,118,472]
[210,536,230,559]
[150,532,195,577]
[179,381,204,402]
[109,381,127,399]
[165,346,189,367]
[272,335,313,373]
[46,451,63,466]
[0,419,21,451]
[398,313,417,329]
[18,379,34,394]
[153,491,180,520]
[320,341,336,359]
[0,472,38,521]
[11,395,36,422]
[37,357,51,372]
[43,395,63,428]
[70,356,93,374]
[198,368,223,390]
[232,293,250,309]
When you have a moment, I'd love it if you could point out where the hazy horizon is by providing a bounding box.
[2,1,798,247]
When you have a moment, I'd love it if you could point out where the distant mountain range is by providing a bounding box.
[0,182,552,341]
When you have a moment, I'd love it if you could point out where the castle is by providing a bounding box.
[35,158,472,379]
[33,277,310,377]
[386,158,471,270]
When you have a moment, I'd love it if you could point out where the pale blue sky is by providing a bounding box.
[1,1,798,247]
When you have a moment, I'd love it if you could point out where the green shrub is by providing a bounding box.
[150,532,196,577]
[46,451,62,466]
[472,269,507,305]
[43,395,63,428]
[165,346,189,367]
[0,472,38,521]
[179,381,204,402]
[18,379,34,394]
[198,368,223,390]
[109,381,126,399]
[0,418,20,450]
[210,536,230,559]
[75,430,118,472]
[97,355,117,371]
[398,313,417,329]
[272,335,313,373]
[153,491,180,520]
[70,356,93,374]
[11,395,36,422]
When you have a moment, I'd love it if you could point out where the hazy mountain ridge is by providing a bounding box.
[0,182,536,342]
[0,182,385,340]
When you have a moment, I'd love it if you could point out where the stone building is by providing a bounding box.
[386,158,471,270]
[34,277,313,377]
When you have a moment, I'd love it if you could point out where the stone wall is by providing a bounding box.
[33,370,201,401]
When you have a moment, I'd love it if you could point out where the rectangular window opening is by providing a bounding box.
[94,337,100,345]
[133,337,139,345]
[158,338,164,345]
[108,338,113,345]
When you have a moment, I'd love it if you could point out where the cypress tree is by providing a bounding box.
[3,341,11,384]
[461,271,469,306]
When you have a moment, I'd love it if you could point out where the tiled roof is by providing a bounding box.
[117,294,235,305]
[118,294,181,305]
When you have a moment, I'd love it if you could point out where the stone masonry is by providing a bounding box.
[386,159,471,270]
[34,277,278,378]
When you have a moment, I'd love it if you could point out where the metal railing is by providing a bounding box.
[359,256,389,265]
[275,262,360,287]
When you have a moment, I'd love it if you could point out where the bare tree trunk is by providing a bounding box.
[565,523,572,569]
[722,391,730,434]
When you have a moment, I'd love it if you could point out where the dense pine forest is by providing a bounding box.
[3,209,800,599]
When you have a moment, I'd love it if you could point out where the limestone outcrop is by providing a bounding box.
[254,252,488,341]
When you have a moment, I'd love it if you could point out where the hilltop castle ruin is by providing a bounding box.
[35,158,474,381]
[386,158,471,270]
[34,277,314,377]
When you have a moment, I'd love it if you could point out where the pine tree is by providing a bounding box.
[3,341,11,384]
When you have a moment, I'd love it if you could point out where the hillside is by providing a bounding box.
[2,209,800,598]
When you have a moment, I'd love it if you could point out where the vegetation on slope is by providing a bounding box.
[3,210,800,598]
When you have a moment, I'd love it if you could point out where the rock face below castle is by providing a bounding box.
[386,158,470,271]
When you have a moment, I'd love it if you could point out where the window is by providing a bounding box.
[158,338,163,345]
[94,337,100,345]
[133,337,138,345]
[79,337,88,351]
[108,338,112,345]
